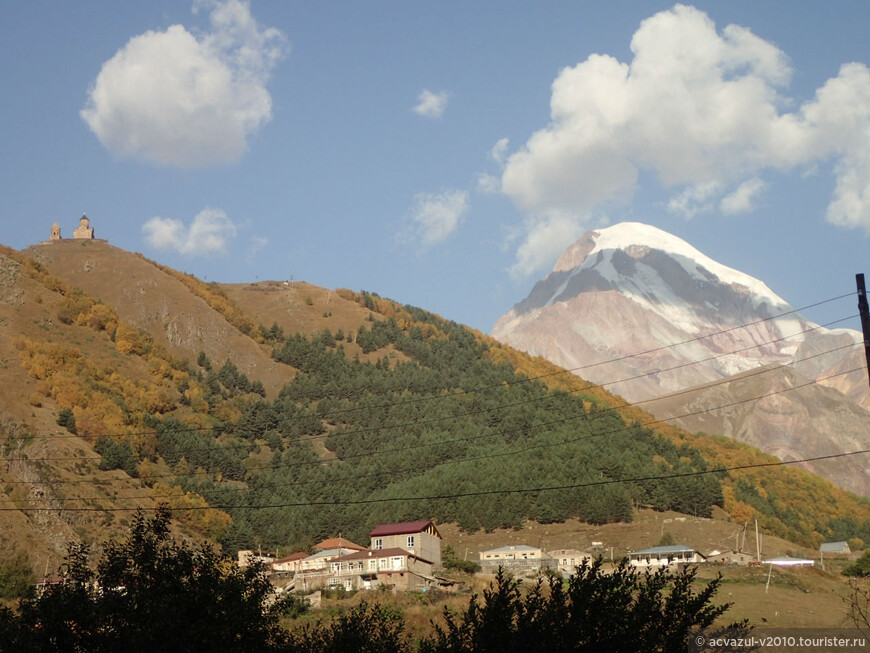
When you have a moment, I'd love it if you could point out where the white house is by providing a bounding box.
[479,545,555,573]
[627,545,705,568]
[547,549,593,574]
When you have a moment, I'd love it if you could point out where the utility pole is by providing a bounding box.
[856,274,870,390]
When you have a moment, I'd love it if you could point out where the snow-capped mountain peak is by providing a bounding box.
[552,222,788,313]
[494,221,860,400]
[492,221,869,496]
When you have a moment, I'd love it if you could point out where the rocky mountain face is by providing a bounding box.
[493,222,870,495]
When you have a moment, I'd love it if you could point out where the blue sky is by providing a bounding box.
[2,1,870,333]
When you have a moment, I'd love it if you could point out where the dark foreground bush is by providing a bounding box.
[0,510,739,652]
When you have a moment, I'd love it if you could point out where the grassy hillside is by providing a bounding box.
[1,242,868,578]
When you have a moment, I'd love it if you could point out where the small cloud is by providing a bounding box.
[720,177,766,214]
[81,0,287,167]
[142,207,237,255]
[413,89,450,119]
[510,214,586,278]
[490,138,510,164]
[667,181,722,219]
[403,189,469,247]
[476,173,500,194]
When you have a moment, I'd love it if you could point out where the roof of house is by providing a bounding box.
[369,520,436,537]
[705,550,753,558]
[629,545,699,556]
[272,552,308,564]
[302,548,348,561]
[548,549,592,557]
[335,548,414,562]
[314,537,365,552]
[483,545,540,554]
[820,541,851,553]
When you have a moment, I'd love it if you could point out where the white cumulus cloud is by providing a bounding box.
[510,214,586,279]
[142,208,237,255]
[501,3,870,275]
[490,138,510,164]
[81,0,287,167]
[413,89,450,119]
[476,173,500,194]
[667,181,722,219]
[403,190,469,247]
[720,177,766,214]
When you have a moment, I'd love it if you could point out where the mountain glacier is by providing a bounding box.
[494,222,862,402]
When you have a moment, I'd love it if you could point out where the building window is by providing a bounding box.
[374,538,383,550]
[407,535,415,548]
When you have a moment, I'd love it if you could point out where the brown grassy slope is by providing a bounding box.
[0,250,160,568]
[222,282,367,338]
[221,281,409,365]
[25,241,290,396]
[6,242,868,564]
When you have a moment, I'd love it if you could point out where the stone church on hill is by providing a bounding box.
[47,214,101,242]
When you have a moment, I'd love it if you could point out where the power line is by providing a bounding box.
[8,337,859,468]
[314,291,858,418]
[7,364,864,505]
[3,349,861,509]
[7,298,855,446]
[4,314,858,464]
[3,446,868,513]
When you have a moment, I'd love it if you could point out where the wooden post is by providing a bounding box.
[856,274,870,390]
[755,520,760,562]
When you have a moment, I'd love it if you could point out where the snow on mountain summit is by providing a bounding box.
[493,221,861,403]
[554,222,789,312]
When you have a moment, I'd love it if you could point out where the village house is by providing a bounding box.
[627,544,705,568]
[819,541,851,557]
[705,549,755,566]
[369,520,442,566]
[271,552,308,574]
[479,545,554,574]
[298,548,353,572]
[547,549,592,574]
[296,548,438,592]
[293,520,443,593]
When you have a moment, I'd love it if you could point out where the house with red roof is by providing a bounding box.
[314,537,365,553]
[369,520,442,566]
[296,547,438,592]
